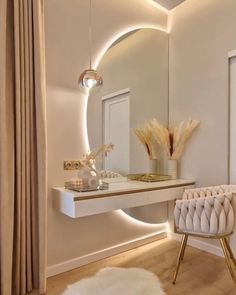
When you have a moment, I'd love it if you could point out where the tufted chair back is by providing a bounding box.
[182,185,236,199]
[175,193,234,236]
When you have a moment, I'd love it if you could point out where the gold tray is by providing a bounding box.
[127,173,171,182]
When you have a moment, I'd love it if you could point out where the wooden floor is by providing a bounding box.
[47,238,236,295]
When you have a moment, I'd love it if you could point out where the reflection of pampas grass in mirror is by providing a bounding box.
[148,119,171,159]
[135,118,200,160]
[134,124,157,160]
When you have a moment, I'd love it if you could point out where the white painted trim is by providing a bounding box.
[228,50,236,59]
[102,88,130,101]
[167,232,223,258]
[47,231,166,277]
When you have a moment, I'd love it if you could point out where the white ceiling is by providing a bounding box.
[154,0,187,10]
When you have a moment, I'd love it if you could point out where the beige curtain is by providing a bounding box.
[0,0,47,294]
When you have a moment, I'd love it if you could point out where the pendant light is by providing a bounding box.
[78,0,103,93]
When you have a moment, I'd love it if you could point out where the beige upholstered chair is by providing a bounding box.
[173,185,236,285]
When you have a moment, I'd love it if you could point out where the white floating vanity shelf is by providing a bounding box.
[53,178,195,218]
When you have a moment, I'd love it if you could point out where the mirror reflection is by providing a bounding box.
[87,28,169,175]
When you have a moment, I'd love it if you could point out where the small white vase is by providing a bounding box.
[149,159,157,173]
[167,159,178,179]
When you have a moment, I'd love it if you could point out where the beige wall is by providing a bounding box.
[169,0,236,251]
[169,0,236,186]
[88,29,169,174]
[45,0,168,269]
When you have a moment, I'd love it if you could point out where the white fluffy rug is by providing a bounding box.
[61,267,166,295]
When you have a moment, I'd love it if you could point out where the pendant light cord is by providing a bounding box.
[89,0,92,69]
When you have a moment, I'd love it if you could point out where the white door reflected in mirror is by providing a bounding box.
[103,91,130,175]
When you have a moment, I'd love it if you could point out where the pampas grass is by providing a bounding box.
[169,119,200,160]
[134,119,200,160]
[134,124,157,159]
[148,119,171,159]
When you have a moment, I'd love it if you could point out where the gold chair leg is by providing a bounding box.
[173,234,188,284]
[220,238,236,286]
[180,234,188,261]
[223,238,236,268]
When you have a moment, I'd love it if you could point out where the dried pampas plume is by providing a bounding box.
[134,118,200,160]
[148,119,171,159]
[134,123,157,159]
[168,119,200,160]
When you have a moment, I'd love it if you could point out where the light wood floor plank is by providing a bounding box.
[46,238,236,294]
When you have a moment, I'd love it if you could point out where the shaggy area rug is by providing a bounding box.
[61,267,166,295]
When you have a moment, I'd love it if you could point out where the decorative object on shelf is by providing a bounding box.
[127,173,171,182]
[77,165,100,189]
[134,118,200,179]
[80,143,114,188]
[150,118,200,179]
[167,159,178,180]
[79,143,114,169]
[134,123,158,172]
[134,119,200,179]
[78,0,103,94]
[64,144,114,192]
[99,170,122,178]
[149,158,157,173]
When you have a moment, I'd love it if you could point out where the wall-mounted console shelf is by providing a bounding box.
[53,178,195,218]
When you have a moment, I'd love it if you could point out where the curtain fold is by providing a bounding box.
[0,0,47,294]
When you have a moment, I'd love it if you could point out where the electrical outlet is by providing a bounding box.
[64,160,82,171]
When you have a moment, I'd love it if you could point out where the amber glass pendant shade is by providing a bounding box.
[78,0,103,93]
[78,69,103,93]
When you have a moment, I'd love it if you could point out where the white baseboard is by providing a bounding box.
[167,232,223,257]
[47,231,166,277]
